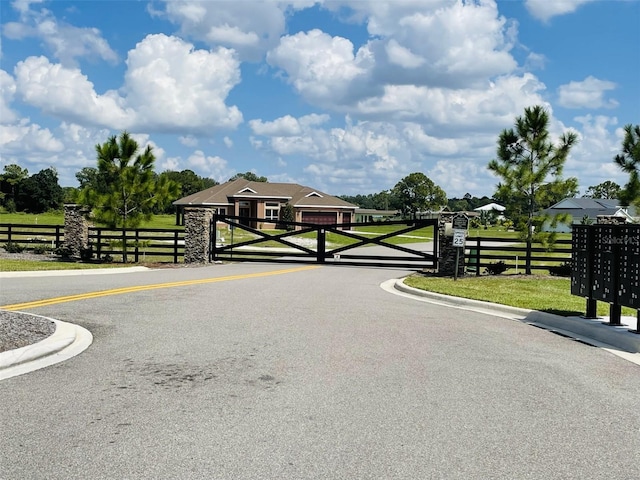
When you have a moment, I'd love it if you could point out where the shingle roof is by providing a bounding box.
[540,198,637,219]
[173,179,357,209]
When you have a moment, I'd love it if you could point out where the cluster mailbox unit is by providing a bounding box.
[571,224,640,331]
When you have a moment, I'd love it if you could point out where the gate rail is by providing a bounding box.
[211,214,437,269]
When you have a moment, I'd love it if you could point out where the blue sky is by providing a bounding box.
[1,0,638,198]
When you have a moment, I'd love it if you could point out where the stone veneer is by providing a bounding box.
[437,212,466,277]
[596,215,627,225]
[63,204,89,258]
[184,207,214,264]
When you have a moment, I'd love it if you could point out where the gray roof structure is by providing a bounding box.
[540,198,637,220]
[173,178,357,209]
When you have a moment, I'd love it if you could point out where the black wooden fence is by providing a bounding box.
[464,236,572,275]
[89,227,185,263]
[0,223,64,249]
[0,223,184,263]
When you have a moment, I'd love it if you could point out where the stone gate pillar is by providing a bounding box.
[184,207,214,264]
[437,212,465,277]
[63,204,89,259]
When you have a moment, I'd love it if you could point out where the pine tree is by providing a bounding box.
[488,105,578,274]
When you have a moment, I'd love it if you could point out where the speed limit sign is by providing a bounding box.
[453,229,466,247]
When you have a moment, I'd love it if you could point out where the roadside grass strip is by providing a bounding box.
[1,265,320,311]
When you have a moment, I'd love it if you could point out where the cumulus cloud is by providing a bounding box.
[12,34,243,134]
[122,34,243,133]
[557,76,618,109]
[153,0,311,61]
[568,114,628,192]
[524,0,597,22]
[186,150,233,182]
[3,0,118,66]
[14,56,132,127]
[267,29,373,106]
[0,69,19,124]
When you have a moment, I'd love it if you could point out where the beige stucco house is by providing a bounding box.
[173,178,358,229]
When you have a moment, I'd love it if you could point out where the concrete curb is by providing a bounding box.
[393,279,640,354]
[0,315,93,380]
[0,266,150,278]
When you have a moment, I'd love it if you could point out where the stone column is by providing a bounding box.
[63,204,89,259]
[437,212,465,277]
[184,207,214,264]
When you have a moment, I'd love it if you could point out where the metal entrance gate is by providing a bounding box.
[210,214,438,269]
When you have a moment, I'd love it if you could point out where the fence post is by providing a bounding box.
[7,225,11,244]
[316,228,326,263]
[475,238,481,276]
[174,230,179,263]
[55,225,61,248]
[134,230,140,263]
[96,229,102,259]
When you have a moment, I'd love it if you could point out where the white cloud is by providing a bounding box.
[249,114,330,137]
[14,56,132,128]
[155,0,309,61]
[223,136,233,148]
[3,1,118,66]
[122,34,243,133]
[0,69,18,124]
[179,135,199,147]
[568,114,628,192]
[161,157,181,172]
[322,0,518,90]
[524,0,596,22]
[186,150,233,182]
[267,29,373,106]
[557,76,618,109]
[12,34,243,134]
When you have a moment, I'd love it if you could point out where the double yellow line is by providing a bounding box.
[1,265,319,311]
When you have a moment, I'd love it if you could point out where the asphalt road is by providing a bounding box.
[1,262,639,480]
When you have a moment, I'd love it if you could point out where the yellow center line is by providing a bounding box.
[1,265,320,311]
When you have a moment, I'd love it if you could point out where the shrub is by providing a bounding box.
[80,246,94,262]
[3,242,25,253]
[485,261,508,275]
[549,261,572,277]
[32,244,51,255]
[53,245,72,259]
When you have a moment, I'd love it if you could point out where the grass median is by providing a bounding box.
[404,274,636,317]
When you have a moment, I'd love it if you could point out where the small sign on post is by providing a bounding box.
[451,214,469,280]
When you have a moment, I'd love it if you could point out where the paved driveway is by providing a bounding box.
[1,263,639,479]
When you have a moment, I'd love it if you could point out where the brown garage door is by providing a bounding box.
[301,211,337,225]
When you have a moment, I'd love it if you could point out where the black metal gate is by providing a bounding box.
[210,214,437,269]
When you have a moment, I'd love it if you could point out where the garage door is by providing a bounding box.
[301,211,337,225]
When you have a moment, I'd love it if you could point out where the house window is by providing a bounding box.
[265,202,280,221]
[217,208,226,215]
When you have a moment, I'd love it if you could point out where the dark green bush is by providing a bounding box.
[485,261,508,275]
[53,245,72,259]
[32,244,50,255]
[3,242,25,253]
[549,261,572,277]
[80,246,94,262]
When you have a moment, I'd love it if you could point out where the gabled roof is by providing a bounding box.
[173,178,357,209]
[540,198,637,220]
[551,198,620,210]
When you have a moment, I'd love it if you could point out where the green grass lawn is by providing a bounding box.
[0,258,131,271]
[404,274,636,317]
[0,211,181,229]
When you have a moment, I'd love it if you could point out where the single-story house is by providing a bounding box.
[539,198,637,233]
[173,179,358,230]
[354,209,400,223]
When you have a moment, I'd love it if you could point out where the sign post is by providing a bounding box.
[451,214,469,280]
